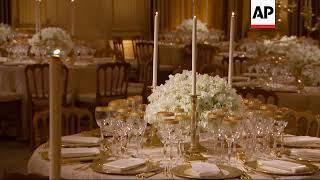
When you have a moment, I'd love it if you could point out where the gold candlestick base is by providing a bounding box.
[184,95,207,161]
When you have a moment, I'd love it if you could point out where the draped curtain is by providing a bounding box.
[0,0,11,24]
[152,0,248,40]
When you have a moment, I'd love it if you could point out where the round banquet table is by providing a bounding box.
[27,134,320,180]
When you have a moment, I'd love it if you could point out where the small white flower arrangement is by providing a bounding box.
[28,27,73,56]
[0,23,12,44]
[176,19,210,42]
[176,19,209,34]
[145,70,244,127]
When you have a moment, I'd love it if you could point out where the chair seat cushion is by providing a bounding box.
[128,82,144,95]
[0,92,22,102]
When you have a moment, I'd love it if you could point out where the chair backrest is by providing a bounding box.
[96,62,130,105]
[113,37,125,61]
[183,43,218,72]
[135,41,154,82]
[33,107,86,147]
[197,44,218,68]
[236,87,279,105]
[131,36,143,60]
[25,64,69,105]
[222,56,250,76]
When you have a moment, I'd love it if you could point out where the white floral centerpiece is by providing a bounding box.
[28,27,73,57]
[260,36,298,55]
[286,42,320,86]
[0,23,12,44]
[252,35,320,87]
[176,19,210,43]
[176,19,209,34]
[145,70,244,127]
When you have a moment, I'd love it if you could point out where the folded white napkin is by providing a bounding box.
[257,160,308,173]
[103,158,146,172]
[60,147,100,158]
[62,136,100,145]
[284,136,320,146]
[191,162,221,177]
[290,148,320,159]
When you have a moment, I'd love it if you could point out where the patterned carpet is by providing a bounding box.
[0,139,31,178]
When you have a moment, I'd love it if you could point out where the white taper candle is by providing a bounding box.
[228,12,235,86]
[49,50,62,180]
[35,0,41,33]
[70,0,75,36]
[192,16,197,96]
[152,12,159,88]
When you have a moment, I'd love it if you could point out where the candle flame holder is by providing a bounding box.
[185,95,207,161]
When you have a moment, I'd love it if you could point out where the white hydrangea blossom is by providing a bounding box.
[0,23,12,44]
[145,70,244,125]
[28,27,73,56]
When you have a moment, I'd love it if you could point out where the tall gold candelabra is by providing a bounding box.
[185,95,207,161]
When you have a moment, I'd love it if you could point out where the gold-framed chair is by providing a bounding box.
[127,41,155,97]
[33,107,93,147]
[178,43,219,74]
[25,63,69,145]
[76,62,130,114]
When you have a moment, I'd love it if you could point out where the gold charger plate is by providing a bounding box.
[171,164,243,179]
[90,159,161,175]
[244,160,318,176]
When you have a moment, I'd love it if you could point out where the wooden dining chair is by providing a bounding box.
[25,64,69,109]
[135,41,154,80]
[25,64,69,145]
[296,112,320,137]
[96,62,130,105]
[221,56,250,76]
[128,41,159,95]
[197,44,219,69]
[180,43,219,74]
[131,36,143,60]
[32,107,92,147]
[112,37,125,61]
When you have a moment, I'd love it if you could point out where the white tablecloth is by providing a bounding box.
[27,134,320,179]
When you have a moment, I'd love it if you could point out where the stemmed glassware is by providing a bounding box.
[221,115,241,165]
[127,111,147,157]
[273,120,288,156]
